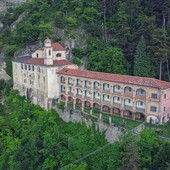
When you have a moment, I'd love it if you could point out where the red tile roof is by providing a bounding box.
[15,56,72,66]
[58,68,170,89]
[52,43,65,51]
[37,43,65,52]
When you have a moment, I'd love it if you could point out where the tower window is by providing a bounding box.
[36,53,39,58]
[56,53,61,57]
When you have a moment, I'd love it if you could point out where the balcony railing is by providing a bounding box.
[124,105,133,111]
[113,91,121,95]
[136,107,145,113]
[76,94,82,98]
[61,90,66,94]
[76,83,82,87]
[93,98,100,103]
[102,100,110,105]
[103,88,110,92]
[113,103,121,108]
[85,85,91,89]
[68,82,73,85]
[60,80,65,84]
[93,86,101,90]
[68,92,74,95]
[84,96,91,100]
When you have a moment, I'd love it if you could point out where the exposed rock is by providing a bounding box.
[10,11,27,31]
[0,58,10,81]
[55,28,88,59]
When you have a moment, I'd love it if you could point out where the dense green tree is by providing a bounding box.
[87,46,129,74]
[138,129,160,169]
[153,142,170,170]
[119,141,141,170]
[134,36,155,77]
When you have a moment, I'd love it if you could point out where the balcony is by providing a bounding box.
[84,85,91,89]
[124,105,133,111]
[103,86,110,91]
[76,94,82,98]
[84,96,91,100]
[113,103,121,108]
[76,83,82,87]
[68,81,73,85]
[93,86,100,90]
[93,98,100,103]
[60,80,66,84]
[102,100,110,106]
[68,91,74,96]
[136,107,145,113]
[61,90,66,94]
[113,90,121,95]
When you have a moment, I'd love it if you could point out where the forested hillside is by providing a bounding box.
[0,0,170,80]
[0,80,170,170]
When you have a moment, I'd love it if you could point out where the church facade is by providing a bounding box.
[13,38,170,124]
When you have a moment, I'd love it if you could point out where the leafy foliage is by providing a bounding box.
[0,84,170,170]
[134,36,155,77]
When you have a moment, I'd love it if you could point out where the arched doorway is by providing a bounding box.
[84,101,91,108]
[60,94,66,101]
[102,105,110,113]
[93,103,100,113]
[76,98,82,105]
[123,110,132,119]
[135,112,146,121]
[112,108,121,116]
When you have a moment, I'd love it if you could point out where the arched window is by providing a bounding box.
[56,53,61,57]
[124,86,133,93]
[136,88,146,96]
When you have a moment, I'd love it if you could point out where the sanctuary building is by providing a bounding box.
[13,38,170,124]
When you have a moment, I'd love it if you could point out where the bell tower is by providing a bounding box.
[44,37,53,65]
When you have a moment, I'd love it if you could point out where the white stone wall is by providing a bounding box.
[32,50,44,58]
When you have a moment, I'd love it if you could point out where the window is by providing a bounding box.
[107,95,109,99]
[43,76,45,82]
[49,50,51,55]
[32,66,34,71]
[164,94,166,99]
[28,65,31,70]
[164,107,166,111]
[128,99,131,103]
[141,89,144,94]
[150,106,157,112]
[21,64,23,69]
[36,53,39,58]
[140,101,143,106]
[56,53,61,57]
[117,97,120,101]
[151,93,158,99]
[25,64,27,70]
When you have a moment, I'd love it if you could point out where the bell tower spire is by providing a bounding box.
[44,37,53,65]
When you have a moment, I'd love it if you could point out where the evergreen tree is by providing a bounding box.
[118,141,141,170]
[134,36,154,77]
